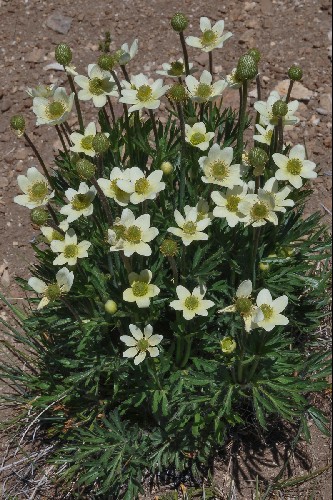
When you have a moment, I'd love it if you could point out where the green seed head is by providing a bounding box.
[220,337,237,354]
[30,207,49,226]
[184,295,199,311]
[235,297,253,316]
[55,43,72,66]
[45,284,61,301]
[10,115,26,133]
[169,61,185,76]
[98,53,117,71]
[92,133,110,153]
[171,12,189,32]
[246,48,261,64]
[272,100,288,117]
[235,54,258,82]
[76,159,96,180]
[248,147,269,170]
[167,83,188,102]
[288,65,303,81]
[160,238,178,257]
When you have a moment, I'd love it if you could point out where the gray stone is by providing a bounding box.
[319,93,332,113]
[26,48,45,63]
[46,12,72,34]
[0,99,11,112]
[0,177,9,189]
[274,80,314,103]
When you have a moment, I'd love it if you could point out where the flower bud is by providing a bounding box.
[160,238,178,257]
[246,48,261,64]
[171,12,189,32]
[167,83,188,102]
[220,337,237,354]
[259,261,270,272]
[55,43,72,66]
[30,207,49,226]
[10,114,25,134]
[248,147,269,171]
[160,161,173,175]
[235,54,258,82]
[76,158,96,180]
[272,100,288,117]
[92,133,110,154]
[288,65,303,81]
[98,53,117,71]
[104,300,118,314]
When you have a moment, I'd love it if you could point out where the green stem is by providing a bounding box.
[55,124,69,157]
[148,109,159,150]
[111,70,133,162]
[66,73,84,132]
[176,102,187,211]
[23,133,54,188]
[60,123,71,147]
[121,65,130,82]
[236,80,248,162]
[180,336,193,368]
[91,177,113,226]
[277,116,284,153]
[209,51,213,75]
[168,256,179,286]
[179,32,190,76]
[252,227,262,287]
[285,80,294,103]
[107,96,116,124]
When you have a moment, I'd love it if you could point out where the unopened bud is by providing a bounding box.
[104,300,118,314]
[98,53,117,71]
[160,238,178,257]
[288,65,303,81]
[220,337,237,354]
[248,147,269,170]
[76,158,96,180]
[55,43,72,66]
[259,262,270,272]
[30,207,49,226]
[167,83,188,102]
[272,100,288,117]
[235,54,258,82]
[160,161,173,175]
[171,13,189,32]
[92,133,110,153]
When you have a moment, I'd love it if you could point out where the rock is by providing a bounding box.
[0,99,11,112]
[319,93,332,114]
[249,88,258,99]
[323,136,332,148]
[260,0,273,14]
[1,269,10,288]
[195,52,208,67]
[309,115,320,126]
[245,19,260,29]
[316,107,329,116]
[43,62,64,71]
[0,177,9,189]
[15,148,29,161]
[46,12,72,34]
[244,1,257,11]
[274,80,314,102]
[26,48,45,63]
[238,30,255,45]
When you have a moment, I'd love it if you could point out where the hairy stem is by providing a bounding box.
[179,32,190,76]
[66,73,84,132]
[23,133,53,188]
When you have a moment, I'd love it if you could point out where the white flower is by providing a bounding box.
[118,39,139,65]
[261,177,295,212]
[238,190,279,227]
[32,87,74,126]
[220,280,263,333]
[14,167,54,209]
[97,168,132,206]
[168,207,211,246]
[28,267,74,310]
[185,199,213,222]
[199,144,244,187]
[156,58,195,78]
[185,70,227,103]
[211,185,249,227]
[60,182,96,223]
[273,145,317,188]
[50,229,91,266]
[119,73,170,113]
[40,220,69,243]
[26,84,57,98]
[225,69,242,89]
[185,122,214,151]
[121,324,163,365]
[108,208,158,257]
[170,285,214,321]
[65,64,78,77]
[123,269,160,308]
[254,289,288,332]
[253,124,275,146]
[254,90,299,127]
[116,167,165,204]
[74,64,116,108]
[70,122,98,157]
[186,17,232,53]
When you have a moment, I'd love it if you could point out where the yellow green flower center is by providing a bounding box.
[201,30,218,47]
[286,158,302,175]
[52,230,65,241]
[264,130,273,142]
[81,135,94,150]
[111,179,128,200]
[196,83,213,100]
[125,225,142,244]
[45,284,61,301]
[182,221,197,235]
[260,304,274,320]
[113,224,126,239]
[71,194,92,211]
[46,101,66,120]
[160,238,178,257]
[137,338,149,351]
[132,281,149,297]
[226,195,241,212]
[210,160,229,181]
[135,178,150,195]
[63,244,78,259]
[137,85,153,102]
[89,77,105,96]
[190,132,206,145]
[169,61,185,76]
[28,182,48,203]
[184,295,199,310]
[196,211,206,221]
[235,297,253,316]
[251,202,269,220]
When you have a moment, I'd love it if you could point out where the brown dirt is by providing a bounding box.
[0,0,332,497]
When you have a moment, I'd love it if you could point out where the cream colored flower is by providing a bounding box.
[273,145,317,188]
[14,167,54,209]
[74,64,116,108]
[199,144,243,187]
[225,69,242,89]
[261,177,294,212]
[254,90,299,127]
[211,185,249,227]
[70,122,98,157]
[185,70,227,103]
[97,168,131,207]
[119,73,170,113]
[170,285,214,321]
[28,267,74,310]
[50,229,91,266]
[26,84,57,98]
[254,289,288,332]
[156,58,195,78]
[168,207,211,246]
[185,122,214,151]
[60,182,96,223]
[32,87,74,126]
[184,199,213,222]
[40,220,69,243]
[220,280,263,333]
[117,167,165,204]
[253,124,274,146]
[238,191,278,227]
[108,209,158,257]
[118,39,138,65]
[123,269,160,308]
[121,324,163,365]
[186,17,232,53]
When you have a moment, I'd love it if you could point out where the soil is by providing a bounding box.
[0,0,332,498]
